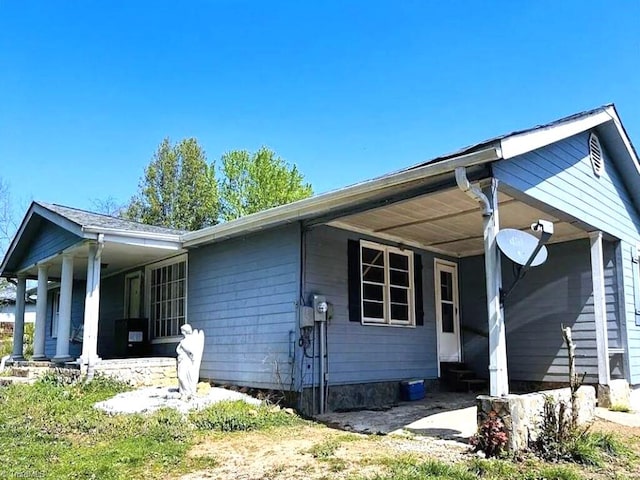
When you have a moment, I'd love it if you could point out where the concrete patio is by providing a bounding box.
[315,392,478,442]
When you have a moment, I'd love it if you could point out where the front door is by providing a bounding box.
[435,259,461,362]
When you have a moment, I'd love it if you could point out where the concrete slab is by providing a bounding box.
[315,392,477,443]
[595,407,640,428]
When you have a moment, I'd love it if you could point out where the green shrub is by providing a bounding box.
[189,400,299,432]
[609,403,631,413]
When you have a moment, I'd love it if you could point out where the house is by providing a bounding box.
[0,282,36,335]
[1,104,640,414]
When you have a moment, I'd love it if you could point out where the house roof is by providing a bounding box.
[2,103,639,275]
[183,103,640,247]
[36,202,185,236]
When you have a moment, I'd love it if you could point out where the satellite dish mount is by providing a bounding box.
[497,219,554,304]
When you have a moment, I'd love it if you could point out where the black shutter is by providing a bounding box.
[348,239,361,322]
[414,253,424,326]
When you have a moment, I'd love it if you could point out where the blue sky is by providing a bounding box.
[1,1,639,219]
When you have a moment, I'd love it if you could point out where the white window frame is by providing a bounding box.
[51,291,60,338]
[360,240,415,327]
[145,254,188,343]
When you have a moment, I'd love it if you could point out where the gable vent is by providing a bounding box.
[589,132,604,177]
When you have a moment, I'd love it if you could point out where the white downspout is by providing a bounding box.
[455,167,509,397]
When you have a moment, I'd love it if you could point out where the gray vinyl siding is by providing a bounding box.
[460,239,619,385]
[302,225,440,387]
[622,242,640,383]
[187,225,301,390]
[493,131,640,384]
[16,221,81,272]
[44,282,85,359]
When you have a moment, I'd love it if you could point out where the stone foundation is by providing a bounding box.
[477,386,596,452]
[598,380,631,409]
[93,357,177,387]
[299,379,440,416]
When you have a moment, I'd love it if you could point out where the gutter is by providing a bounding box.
[82,226,182,243]
[182,146,502,247]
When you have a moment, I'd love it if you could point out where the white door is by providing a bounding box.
[435,259,461,362]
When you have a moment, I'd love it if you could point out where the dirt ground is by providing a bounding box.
[178,418,640,480]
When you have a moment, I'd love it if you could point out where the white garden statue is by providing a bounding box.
[176,324,205,400]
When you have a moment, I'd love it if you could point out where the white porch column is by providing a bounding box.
[32,263,49,360]
[482,179,509,397]
[11,274,27,361]
[53,253,74,363]
[80,242,102,366]
[589,231,610,385]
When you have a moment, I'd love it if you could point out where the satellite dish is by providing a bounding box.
[496,228,548,267]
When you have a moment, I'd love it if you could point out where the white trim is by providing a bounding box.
[359,240,415,328]
[51,290,60,339]
[82,226,182,243]
[434,258,461,363]
[145,253,188,340]
[500,110,612,160]
[150,336,181,344]
[589,231,610,385]
[182,147,502,247]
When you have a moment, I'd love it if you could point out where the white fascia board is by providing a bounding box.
[605,105,640,176]
[182,147,502,247]
[500,110,612,160]
[82,226,182,244]
[97,232,183,250]
[0,203,90,277]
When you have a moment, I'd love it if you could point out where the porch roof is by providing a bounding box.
[0,202,184,279]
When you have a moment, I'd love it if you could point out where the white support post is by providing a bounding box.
[80,242,102,367]
[590,231,610,385]
[32,264,49,360]
[53,254,74,363]
[482,179,509,397]
[11,274,27,361]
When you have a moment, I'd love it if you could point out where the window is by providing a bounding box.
[360,240,414,326]
[51,291,60,338]
[147,255,187,340]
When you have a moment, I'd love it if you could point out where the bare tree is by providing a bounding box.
[0,177,17,260]
[90,196,126,217]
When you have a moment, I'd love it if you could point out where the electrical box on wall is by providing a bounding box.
[312,294,328,322]
[300,306,315,328]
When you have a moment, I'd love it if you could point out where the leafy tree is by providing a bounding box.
[219,147,313,221]
[125,138,219,231]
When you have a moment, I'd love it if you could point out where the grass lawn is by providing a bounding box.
[1,376,639,480]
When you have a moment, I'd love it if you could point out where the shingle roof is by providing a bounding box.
[403,104,616,172]
[36,202,186,236]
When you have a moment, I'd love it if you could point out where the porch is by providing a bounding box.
[302,167,622,407]
[1,202,185,367]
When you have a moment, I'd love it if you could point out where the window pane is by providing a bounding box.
[440,271,453,301]
[362,265,384,284]
[363,301,384,319]
[389,253,409,270]
[362,247,384,266]
[391,303,409,321]
[390,269,409,287]
[390,287,408,304]
[441,303,454,333]
[363,283,384,302]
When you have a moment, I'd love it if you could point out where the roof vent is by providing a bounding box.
[589,132,604,177]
